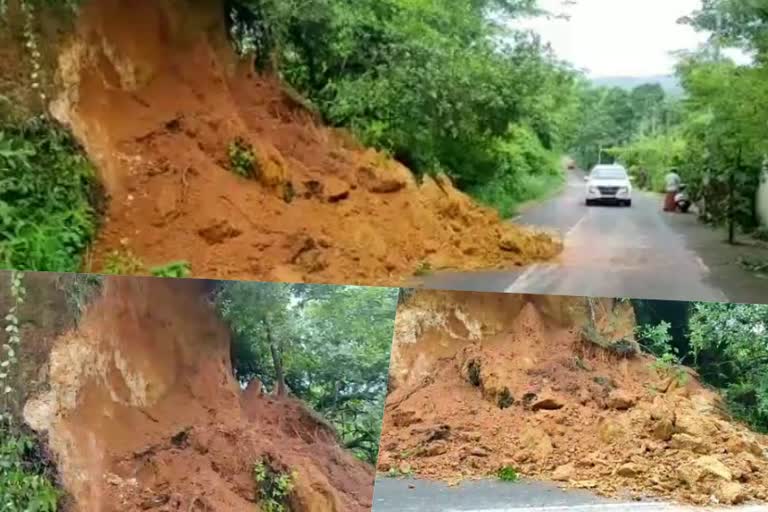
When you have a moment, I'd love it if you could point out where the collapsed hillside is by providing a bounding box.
[28,0,562,285]
[378,291,768,506]
[19,277,374,512]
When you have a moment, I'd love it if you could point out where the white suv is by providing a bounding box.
[585,164,633,207]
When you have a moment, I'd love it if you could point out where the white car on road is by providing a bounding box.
[585,164,632,207]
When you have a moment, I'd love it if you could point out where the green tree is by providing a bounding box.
[689,302,768,431]
[215,282,398,462]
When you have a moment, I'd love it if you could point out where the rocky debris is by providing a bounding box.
[606,390,636,410]
[616,463,642,478]
[717,482,747,505]
[377,292,768,506]
[552,463,575,481]
[678,456,733,487]
[531,393,565,411]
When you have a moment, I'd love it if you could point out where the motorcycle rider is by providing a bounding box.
[664,168,681,212]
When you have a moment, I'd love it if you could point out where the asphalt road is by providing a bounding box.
[419,171,732,302]
[371,478,768,512]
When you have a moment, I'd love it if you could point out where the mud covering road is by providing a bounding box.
[418,171,749,303]
[371,478,768,512]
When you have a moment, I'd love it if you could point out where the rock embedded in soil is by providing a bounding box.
[531,394,566,411]
[606,390,636,410]
[717,482,747,505]
[552,462,575,481]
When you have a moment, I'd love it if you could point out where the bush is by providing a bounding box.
[0,426,60,512]
[470,125,562,217]
[253,458,296,512]
[0,119,98,272]
[150,261,191,278]
[497,465,519,482]
[228,137,258,178]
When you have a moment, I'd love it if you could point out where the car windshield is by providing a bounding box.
[591,168,627,180]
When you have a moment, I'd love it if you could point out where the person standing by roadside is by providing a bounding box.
[664,168,681,212]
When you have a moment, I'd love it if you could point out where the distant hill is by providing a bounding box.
[591,75,683,96]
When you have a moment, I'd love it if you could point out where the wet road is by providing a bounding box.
[419,171,730,302]
[371,478,767,512]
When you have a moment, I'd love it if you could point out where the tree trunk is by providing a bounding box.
[265,321,286,396]
[728,149,740,245]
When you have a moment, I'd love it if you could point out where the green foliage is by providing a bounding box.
[636,320,688,385]
[607,133,686,192]
[227,137,258,178]
[689,302,768,432]
[252,458,295,512]
[497,465,519,482]
[470,125,563,217]
[150,261,191,279]
[0,119,98,273]
[232,0,581,212]
[0,427,60,512]
[216,282,398,463]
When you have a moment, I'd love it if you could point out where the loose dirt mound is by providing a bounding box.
[44,0,560,285]
[378,291,768,506]
[21,277,374,512]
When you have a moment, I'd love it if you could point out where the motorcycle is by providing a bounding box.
[675,184,691,213]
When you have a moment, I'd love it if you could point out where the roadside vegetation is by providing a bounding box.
[633,299,768,433]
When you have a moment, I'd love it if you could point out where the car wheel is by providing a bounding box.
[586,199,592,206]
[625,200,632,207]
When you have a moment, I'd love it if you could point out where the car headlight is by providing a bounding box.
[619,187,629,194]
[589,187,599,194]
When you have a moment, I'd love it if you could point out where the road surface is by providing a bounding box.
[371,478,768,512]
[419,171,734,302]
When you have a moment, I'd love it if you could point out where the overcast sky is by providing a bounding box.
[515,0,747,77]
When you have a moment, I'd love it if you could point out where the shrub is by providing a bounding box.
[0,119,99,272]
[228,137,258,178]
[0,425,60,512]
[497,465,519,482]
[150,261,191,279]
[253,458,296,512]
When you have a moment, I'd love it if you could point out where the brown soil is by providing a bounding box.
[378,290,768,506]
[21,276,374,512]
[41,0,560,285]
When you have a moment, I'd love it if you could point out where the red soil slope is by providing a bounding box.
[21,277,374,512]
[46,0,560,285]
[378,291,768,506]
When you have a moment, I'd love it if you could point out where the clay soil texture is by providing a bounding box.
[377,290,768,507]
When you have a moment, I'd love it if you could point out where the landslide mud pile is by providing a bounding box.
[42,0,560,285]
[20,277,374,512]
[378,290,768,506]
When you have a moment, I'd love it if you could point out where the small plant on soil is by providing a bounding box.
[386,465,414,478]
[228,137,258,178]
[102,249,144,275]
[497,465,519,482]
[497,387,514,409]
[150,261,191,279]
[253,458,296,512]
